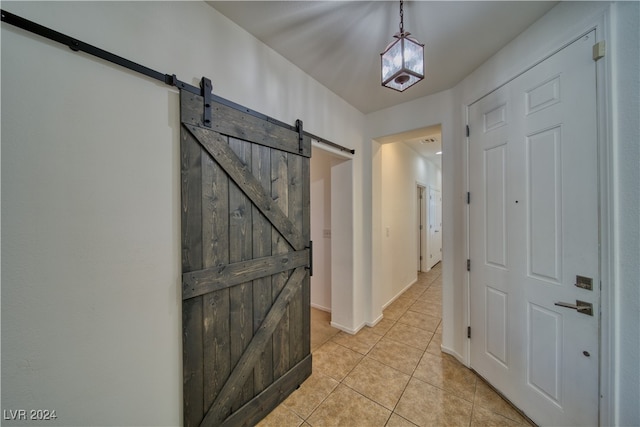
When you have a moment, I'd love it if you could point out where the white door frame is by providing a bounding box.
[463,11,613,425]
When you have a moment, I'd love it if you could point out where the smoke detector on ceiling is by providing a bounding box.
[421,137,438,144]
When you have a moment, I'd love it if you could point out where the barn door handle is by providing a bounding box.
[306,241,313,277]
[554,300,593,316]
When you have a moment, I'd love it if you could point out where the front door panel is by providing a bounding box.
[469,31,600,426]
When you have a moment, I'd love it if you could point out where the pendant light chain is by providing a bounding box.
[399,0,404,34]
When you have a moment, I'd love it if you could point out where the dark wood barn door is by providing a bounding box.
[180,90,312,427]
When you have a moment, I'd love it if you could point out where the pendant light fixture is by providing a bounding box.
[380,0,424,92]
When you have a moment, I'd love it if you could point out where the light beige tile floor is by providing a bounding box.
[258,263,531,427]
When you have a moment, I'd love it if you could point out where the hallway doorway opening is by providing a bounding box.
[373,124,443,311]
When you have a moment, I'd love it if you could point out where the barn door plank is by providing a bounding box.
[201,139,231,412]
[202,290,230,414]
[201,267,308,426]
[252,143,275,394]
[287,154,305,366]
[301,154,311,359]
[185,124,304,251]
[270,150,291,379]
[181,126,204,427]
[183,297,204,427]
[228,137,255,412]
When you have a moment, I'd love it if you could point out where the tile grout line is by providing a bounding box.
[289,268,444,427]
[305,324,392,425]
[385,269,442,426]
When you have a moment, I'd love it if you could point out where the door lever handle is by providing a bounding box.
[554,300,593,316]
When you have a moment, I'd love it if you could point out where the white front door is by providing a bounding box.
[428,187,442,268]
[469,31,600,426]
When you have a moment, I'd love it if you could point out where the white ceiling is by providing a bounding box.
[376,123,443,167]
[208,1,557,163]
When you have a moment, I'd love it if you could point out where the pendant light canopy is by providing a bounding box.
[381,0,424,92]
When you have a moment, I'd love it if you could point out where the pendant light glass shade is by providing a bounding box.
[381,33,424,91]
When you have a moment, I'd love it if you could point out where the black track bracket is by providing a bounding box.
[201,77,213,128]
[296,119,304,154]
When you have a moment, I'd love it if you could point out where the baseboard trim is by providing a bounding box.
[330,320,365,335]
[441,345,467,367]
[310,303,331,313]
[382,278,418,310]
[366,313,384,328]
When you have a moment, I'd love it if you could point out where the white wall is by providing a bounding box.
[1,2,365,425]
[379,142,440,306]
[366,1,639,424]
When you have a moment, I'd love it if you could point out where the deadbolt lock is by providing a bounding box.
[575,275,593,291]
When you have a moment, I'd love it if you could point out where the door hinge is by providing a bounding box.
[466,125,470,137]
[467,326,471,339]
[466,192,470,204]
[593,41,605,61]
[467,259,471,271]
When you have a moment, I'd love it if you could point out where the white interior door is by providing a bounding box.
[469,31,600,426]
[428,187,442,268]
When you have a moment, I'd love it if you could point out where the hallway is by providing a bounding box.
[259,264,530,426]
